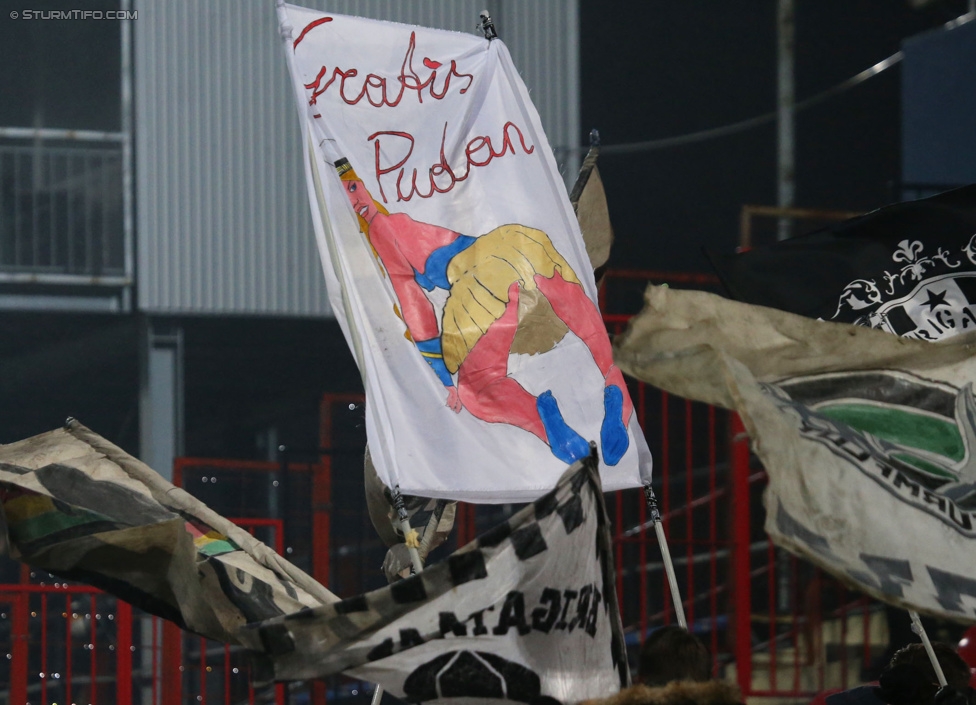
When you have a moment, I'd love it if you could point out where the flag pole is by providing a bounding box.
[643,482,688,629]
[909,610,948,687]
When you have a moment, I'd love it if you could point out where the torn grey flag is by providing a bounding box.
[248,453,630,703]
[570,143,614,286]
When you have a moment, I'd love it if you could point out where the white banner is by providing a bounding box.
[248,456,630,702]
[615,285,976,622]
[276,6,650,501]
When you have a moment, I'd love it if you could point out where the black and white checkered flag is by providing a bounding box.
[248,451,629,703]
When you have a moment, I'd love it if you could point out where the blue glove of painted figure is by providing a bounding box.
[416,337,454,387]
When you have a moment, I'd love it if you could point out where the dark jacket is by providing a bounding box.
[581,680,744,705]
[824,685,887,705]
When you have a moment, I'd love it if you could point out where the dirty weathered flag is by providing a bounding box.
[0,419,336,646]
[615,285,976,622]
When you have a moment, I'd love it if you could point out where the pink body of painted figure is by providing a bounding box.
[336,157,633,466]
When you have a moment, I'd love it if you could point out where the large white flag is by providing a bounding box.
[615,285,976,622]
[276,6,650,502]
[248,455,629,702]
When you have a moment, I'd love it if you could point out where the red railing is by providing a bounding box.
[0,583,131,705]
[1,269,892,702]
[0,518,286,705]
[601,269,888,698]
[320,269,891,699]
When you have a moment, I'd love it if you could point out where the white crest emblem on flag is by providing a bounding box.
[276,5,651,502]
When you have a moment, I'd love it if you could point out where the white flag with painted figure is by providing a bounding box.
[614,284,976,622]
[247,455,629,702]
[276,6,650,502]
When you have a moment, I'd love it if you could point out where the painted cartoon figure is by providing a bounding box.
[335,158,633,465]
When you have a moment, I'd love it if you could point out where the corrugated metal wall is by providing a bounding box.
[499,0,581,184]
[135,0,578,316]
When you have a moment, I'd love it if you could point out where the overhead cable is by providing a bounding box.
[596,51,903,156]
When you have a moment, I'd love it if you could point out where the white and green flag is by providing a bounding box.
[615,285,976,621]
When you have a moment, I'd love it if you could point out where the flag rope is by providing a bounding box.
[392,485,425,573]
[590,8,975,156]
[594,51,903,156]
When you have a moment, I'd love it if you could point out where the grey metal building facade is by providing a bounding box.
[135,0,580,317]
[0,0,581,482]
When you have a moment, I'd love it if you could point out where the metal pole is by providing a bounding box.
[371,685,385,705]
[643,483,688,629]
[729,278,753,693]
[277,444,290,563]
[120,0,134,311]
[776,0,795,241]
[909,610,948,687]
[417,501,449,558]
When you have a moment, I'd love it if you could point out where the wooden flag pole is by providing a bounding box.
[910,610,948,687]
[643,482,688,629]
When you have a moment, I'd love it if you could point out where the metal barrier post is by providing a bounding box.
[162,621,183,705]
[315,394,355,705]
[116,599,133,702]
[730,413,753,694]
[312,459,331,590]
[8,592,29,705]
[65,590,74,705]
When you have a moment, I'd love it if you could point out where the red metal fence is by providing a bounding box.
[1,269,900,703]
[0,519,286,705]
[600,270,891,699]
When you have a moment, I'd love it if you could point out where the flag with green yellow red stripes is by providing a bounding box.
[0,419,337,645]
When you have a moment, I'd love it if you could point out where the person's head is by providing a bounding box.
[878,643,971,705]
[335,158,388,232]
[638,626,711,686]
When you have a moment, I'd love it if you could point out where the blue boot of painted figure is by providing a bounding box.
[601,385,630,466]
[537,390,590,465]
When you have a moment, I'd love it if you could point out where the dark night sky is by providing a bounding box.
[580,0,972,274]
[0,0,121,131]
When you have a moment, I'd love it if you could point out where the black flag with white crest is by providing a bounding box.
[247,452,629,703]
[709,185,976,341]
